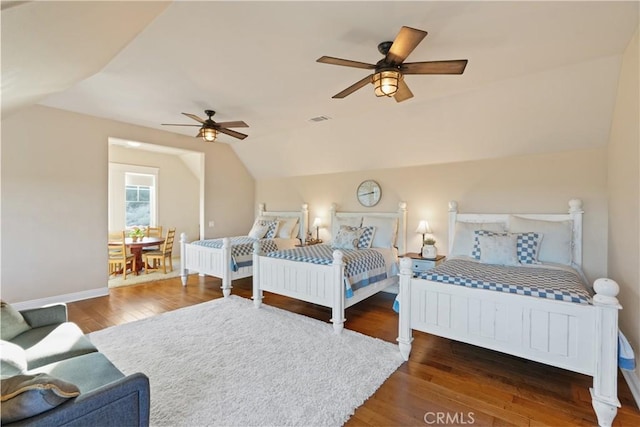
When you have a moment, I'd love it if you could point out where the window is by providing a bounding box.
[126,185,151,226]
[124,172,156,227]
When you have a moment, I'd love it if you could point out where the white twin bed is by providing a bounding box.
[180,203,308,296]
[396,200,621,426]
[252,202,407,334]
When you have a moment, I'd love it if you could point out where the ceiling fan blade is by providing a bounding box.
[386,26,428,65]
[394,79,413,103]
[401,59,468,75]
[182,112,206,124]
[332,74,373,99]
[217,127,248,140]
[162,123,202,127]
[317,56,376,70]
[215,121,249,128]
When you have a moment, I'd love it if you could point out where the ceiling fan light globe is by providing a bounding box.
[373,70,400,97]
[199,127,217,142]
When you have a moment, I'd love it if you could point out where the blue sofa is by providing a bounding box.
[1,303,150,426]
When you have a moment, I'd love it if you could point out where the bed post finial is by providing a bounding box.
[301,202,308,211]
[448,201,458,213]
[258,203,266,216]
[569,199,583,213]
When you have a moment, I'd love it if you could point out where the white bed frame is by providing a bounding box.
[252,202,407,334]
[180,203,309,297]
[397,199,621,426]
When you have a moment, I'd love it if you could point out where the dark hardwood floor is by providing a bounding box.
[67,275,640,426]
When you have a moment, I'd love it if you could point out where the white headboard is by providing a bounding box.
[258,203,309,240]
[448,199,584,266]
[329,202,408,255]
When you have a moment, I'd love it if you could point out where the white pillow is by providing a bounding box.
[508,216,573,265]
[248,220,270,239]
[331,216,362,240]
[477,234,520,266]
[276,217,299,239]
[331,226,363,250]
[450,221,506,257]
[362,216,398,249]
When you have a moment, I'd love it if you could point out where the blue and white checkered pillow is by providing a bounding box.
[516,232,543,264]
[357,226,376,249]
[264,220,280,239]
[472,230,543,264]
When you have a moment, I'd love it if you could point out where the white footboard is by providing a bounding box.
[180,233,252,297]
[397,257,622,427]
[252,243,398,334]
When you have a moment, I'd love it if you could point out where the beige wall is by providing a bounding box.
[1,105,254,304]
[257,147,608,282]
[608,28,640,385]
[108,146,200,241]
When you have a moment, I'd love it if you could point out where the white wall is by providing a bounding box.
[0,105,254,304]
[108,146,200,241]
[257,147,608,283]
[607,28,640,392]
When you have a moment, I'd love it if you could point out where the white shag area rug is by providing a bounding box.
[89,295,404,426]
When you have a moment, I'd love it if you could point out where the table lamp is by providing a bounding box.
[312,217,322,242]
[415,220,432,246]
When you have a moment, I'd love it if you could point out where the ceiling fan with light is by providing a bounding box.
[317,26,468,103]
[162,110,249,142]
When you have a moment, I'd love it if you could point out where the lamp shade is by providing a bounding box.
[415,220,432,235]
[312,217,322,228]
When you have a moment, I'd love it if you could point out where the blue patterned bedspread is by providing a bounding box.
[266,244,388,298]
[393,258,592,313]
[422,258,592,304]
[191,237,279,271]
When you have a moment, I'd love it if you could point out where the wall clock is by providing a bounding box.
[357,180,382,207]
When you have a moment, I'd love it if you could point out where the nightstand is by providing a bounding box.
[403,253,446,274]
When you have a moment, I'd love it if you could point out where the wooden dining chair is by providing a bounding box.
[145,226,163,239]
[143,228,175,274]
[142,226,163,265]
[108,231,124,242]
[108,231,136,279]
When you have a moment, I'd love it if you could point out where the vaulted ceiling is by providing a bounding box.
[2,1,638,179]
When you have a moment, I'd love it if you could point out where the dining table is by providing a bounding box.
[109,236,165,274]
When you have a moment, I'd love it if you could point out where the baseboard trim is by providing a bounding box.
[11,287,109,311]
[622,368,640,410]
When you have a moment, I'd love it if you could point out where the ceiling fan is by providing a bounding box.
[162,110,249,142]
[317,26,468,103]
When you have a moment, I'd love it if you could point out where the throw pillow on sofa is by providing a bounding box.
[1,373,80,423]
[0,340,27,376]
[1,301,30,340]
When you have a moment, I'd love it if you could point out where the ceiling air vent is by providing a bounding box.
[308,115,331,122]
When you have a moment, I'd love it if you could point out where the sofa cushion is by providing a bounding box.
[28,353,125,394]
[11,323,98,370]
[1,302,31,341]
[0,373,80,423]
[1,340,27,376]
